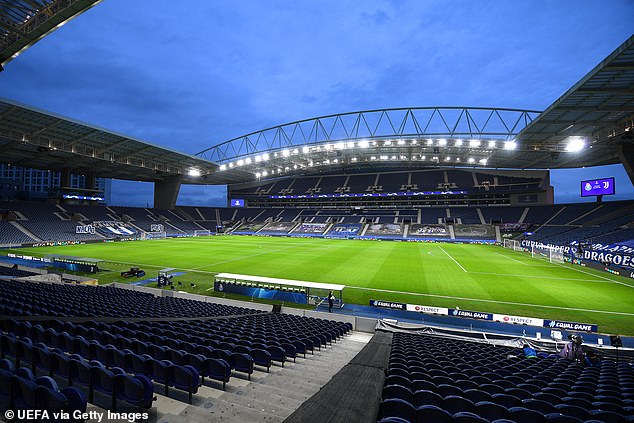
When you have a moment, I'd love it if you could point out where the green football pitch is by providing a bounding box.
[6,235,634,335]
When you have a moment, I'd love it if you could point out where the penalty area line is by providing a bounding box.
[438,246,467,272]
[350,286,634,317]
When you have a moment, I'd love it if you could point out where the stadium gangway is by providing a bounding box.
[214,272,345,308]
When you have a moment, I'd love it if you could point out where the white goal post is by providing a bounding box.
[531,244,564,263]
[193,230,211,237]
[140,231,167,240]
[503,239,522,251]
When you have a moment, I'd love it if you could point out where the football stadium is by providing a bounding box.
[1,2,634,423]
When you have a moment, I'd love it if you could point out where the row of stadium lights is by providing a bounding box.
[188,136,584,178]
[216,138,518,173]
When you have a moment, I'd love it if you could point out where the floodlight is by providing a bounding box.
[346,141,355,148]
[445,156,451,161]
[228,162,234,168]
[391,155,397,160]
[188,169,201,177]
[237,159,244,166]
[469,139,481,148]
[384,140,392,146]
[262,153,270,161]
[370,156,377,160]
[438,139,447,146]
[380,155,388,160]
[426,139,433,146]
[488,140,496,148]
[262,170,268,176]
[468,157,475,163]
[324,159,330,164]
[411,140,417,145]
[219,164,227,171]
[245,157,252,164]
[358,140,370,148]
[332,159,338,164]
[566,136,586,152]
[479,158,488,165]
[293,164,298,169]
[397,139,405,145]
[282,149,290,157]
[302,146,309,153]
[255,155,262,162]
[336,142,345,149]
[292,148,298,154]
[351,157,357,162]
[255,172,261,178]
[421,155,426,160]
[504,140,517,150]
[455,139,463,147]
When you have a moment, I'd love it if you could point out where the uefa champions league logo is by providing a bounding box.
[584,182,592,191]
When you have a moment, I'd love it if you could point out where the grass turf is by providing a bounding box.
[5,235,634,335]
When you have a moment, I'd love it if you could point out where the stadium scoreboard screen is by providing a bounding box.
[230,199,245,207]
[581,177,615,197]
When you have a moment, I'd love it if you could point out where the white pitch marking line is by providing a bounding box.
[495,252,529,265]
[467,271,623,283]
[351,285,634,316]
[553,261,634,289]
[500,247,634,289]
[438,245,467,272]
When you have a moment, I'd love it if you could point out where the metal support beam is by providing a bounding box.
[154,176,182,209]
[617,142,634,187]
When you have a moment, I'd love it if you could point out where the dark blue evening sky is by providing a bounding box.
[1,0,633,206]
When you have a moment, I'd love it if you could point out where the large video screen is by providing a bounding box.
[580,177,615,197]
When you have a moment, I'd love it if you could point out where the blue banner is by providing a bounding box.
[449,308,493,320]
[543,319,598,333]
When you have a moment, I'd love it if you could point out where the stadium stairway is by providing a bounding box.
[153,331,373,423]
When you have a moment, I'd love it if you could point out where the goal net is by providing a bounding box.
[140,231,167,240]
[503,239,522,251]
[193,230,211,237]
[531,244,564,263]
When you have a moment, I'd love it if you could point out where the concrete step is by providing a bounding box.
[181,396,284,423]
[218,389,296,415]
[226,375,312,403]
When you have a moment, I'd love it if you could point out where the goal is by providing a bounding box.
[140,231,167,240]
[531,244,564,263]
[503,239,522,251]
[193,230,211,237]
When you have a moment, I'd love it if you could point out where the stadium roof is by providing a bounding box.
[0,98,218,183]
[0,0,103,69]
[514,34,634,169]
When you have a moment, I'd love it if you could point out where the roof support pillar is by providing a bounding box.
[85,171,96,190]
[617,143,634,186]
[154,176,182,209]
[60,168,71,188]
